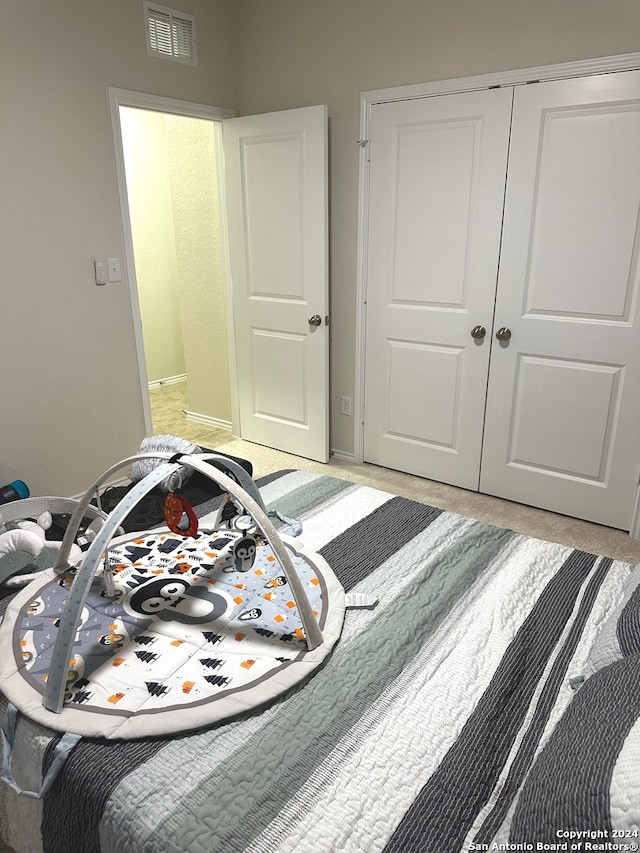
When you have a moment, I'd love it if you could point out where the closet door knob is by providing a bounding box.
[470,325,486,339]
[308,314,322,327]
[495,327,512,341]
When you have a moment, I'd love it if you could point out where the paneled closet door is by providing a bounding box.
[363,88,513,489]
[480,70,640,528]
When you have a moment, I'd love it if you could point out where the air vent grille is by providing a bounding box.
[144,2,197,65]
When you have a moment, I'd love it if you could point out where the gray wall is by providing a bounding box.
[230,0,640,456]
[1,0,235,495]
[2,0,639,494]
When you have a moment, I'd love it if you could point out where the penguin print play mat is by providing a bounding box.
[0,454,345,740]
[1,528,342,739]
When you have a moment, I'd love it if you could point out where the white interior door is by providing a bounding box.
[363,89,513,489]
[480,71,640,528]
[223,106,329,462]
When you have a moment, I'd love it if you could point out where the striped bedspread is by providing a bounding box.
[1,469,639,853]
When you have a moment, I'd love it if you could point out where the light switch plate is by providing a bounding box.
[94,259,106,285]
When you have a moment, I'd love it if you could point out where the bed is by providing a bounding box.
[1,468,639,853]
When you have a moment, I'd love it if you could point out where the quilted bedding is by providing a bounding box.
[1,469,640,853]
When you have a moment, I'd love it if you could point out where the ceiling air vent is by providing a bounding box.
[143,1,197,66]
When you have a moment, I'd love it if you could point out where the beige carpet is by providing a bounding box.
[149,382,640,564]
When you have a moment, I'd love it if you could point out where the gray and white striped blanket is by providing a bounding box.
[1,469,639,853]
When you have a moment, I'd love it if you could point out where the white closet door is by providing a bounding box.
[363,88,513,489]
[480,71,640,528]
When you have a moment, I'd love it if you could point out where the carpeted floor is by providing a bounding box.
[149,382,640,564]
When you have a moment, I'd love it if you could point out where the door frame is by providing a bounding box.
[108,88,237,436]
[355,51,640,530]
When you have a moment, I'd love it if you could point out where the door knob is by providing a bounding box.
[495,327,512,341]
[470,325,486,339]
[308,314,322,327]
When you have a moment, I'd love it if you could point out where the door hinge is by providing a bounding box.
[357,139,370,162]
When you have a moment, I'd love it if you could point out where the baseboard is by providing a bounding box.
[631,483,640,541]
[331,449,355,462]
[148,374,187,390]
[185,411,233,432]
[71,475,131,501]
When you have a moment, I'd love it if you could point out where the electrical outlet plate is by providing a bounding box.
[107,258,122,282]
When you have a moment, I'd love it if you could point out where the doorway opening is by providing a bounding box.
[109,88,237,448]
[119,105,231,441]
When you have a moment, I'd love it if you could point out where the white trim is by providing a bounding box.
[352,99,372,465]
[331,449,355,463]
[216,121,241,437]
[148,373,187,390]
[362,51,640,106]
[184,411,233,432]
[631,480,640,541]
[354,52,640,466]
[108,88,233,121]
[71,476,131,501]
[107,88,235,438]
